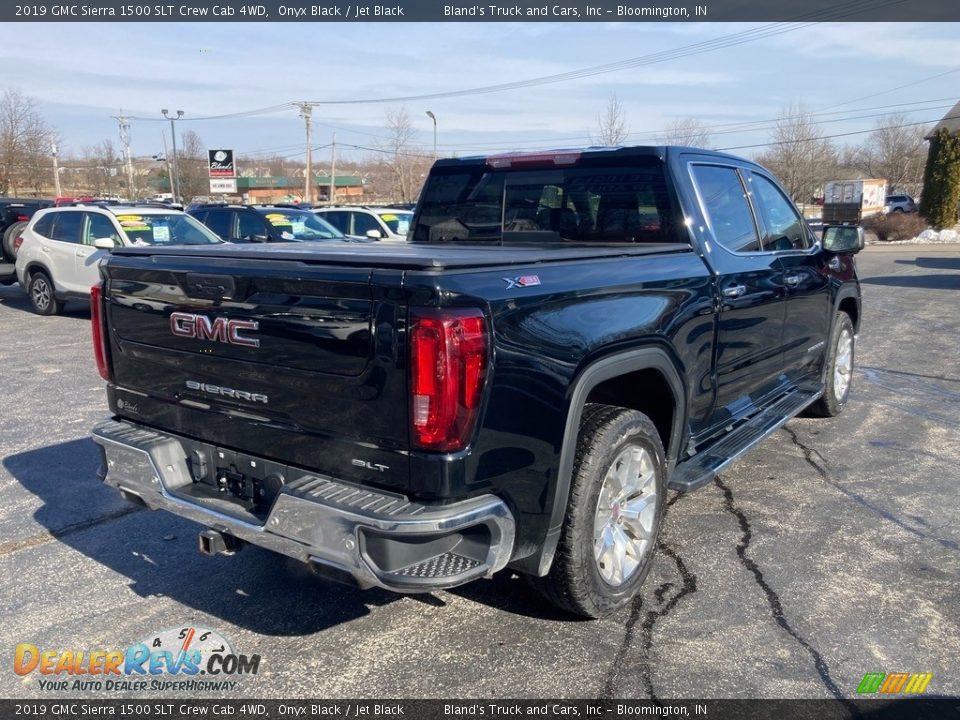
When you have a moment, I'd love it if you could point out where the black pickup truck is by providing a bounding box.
[91,146,863,617]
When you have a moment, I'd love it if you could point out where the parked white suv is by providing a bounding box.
[314,206,413,241]
[15,205,222,315]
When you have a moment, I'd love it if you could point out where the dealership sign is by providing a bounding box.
[208,149,235,178]
[209,178,238,194]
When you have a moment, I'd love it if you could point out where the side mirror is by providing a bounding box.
[366,229,384,240]
[93,238,117,250]
[822,225,864,254]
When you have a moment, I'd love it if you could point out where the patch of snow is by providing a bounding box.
[872,226,960,244]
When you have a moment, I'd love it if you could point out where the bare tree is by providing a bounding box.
[374,107,431,203]
[659,117,712,148]
[0,88,54,196]
[756,103,839,204]
[177,130,209,202]
[849,113,929,194]
[79,139,121,196]
[595,93,629,146]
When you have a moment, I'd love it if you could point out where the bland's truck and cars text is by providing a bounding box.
[91,146,863,618]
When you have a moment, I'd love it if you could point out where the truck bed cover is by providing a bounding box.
[110,241,692,271]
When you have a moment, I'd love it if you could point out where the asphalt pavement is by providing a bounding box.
[1,245,958,700]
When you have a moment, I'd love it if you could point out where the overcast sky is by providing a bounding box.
[1,21,957,164]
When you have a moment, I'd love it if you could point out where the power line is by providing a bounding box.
[127,102,295,122]
[296,0,907,106]
[716,113,954,152]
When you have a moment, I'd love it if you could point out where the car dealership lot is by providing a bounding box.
[1,245,958,700]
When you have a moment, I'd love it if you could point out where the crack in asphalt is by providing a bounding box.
[601,495,698,700]
[784,426,959,553]
[714,476,855,708]
[0,505,142,559]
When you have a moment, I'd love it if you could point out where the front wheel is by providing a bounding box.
[528,404,667,618]
[808,312,855,417]
[28,271,64,316]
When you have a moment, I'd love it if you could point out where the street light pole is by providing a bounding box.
[425,110,437,162]
[297,103,313,203]
[161,109,184,202]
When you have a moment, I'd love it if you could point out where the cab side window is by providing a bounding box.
[750,173,811,251]
[691,165,762,253]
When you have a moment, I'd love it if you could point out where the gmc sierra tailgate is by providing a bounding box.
[100,246,412,492]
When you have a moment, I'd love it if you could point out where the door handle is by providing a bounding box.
[722,285,747,299]
[784,274,801,286]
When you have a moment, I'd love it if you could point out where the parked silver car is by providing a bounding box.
[884,194,917,213]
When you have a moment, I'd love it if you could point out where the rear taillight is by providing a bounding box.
[13,236,23,251]
[410,308,488,452]
[15,214,28,222]
[90,284,111,381]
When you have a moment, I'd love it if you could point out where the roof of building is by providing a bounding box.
[236,175,363,190]
[926,99,960,139]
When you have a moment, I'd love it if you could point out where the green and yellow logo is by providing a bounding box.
[857,672,933,695]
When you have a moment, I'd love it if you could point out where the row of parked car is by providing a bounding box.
[0,200,414,315]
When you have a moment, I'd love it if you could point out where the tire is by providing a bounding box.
[808,312,855,417]
[892,207,904,214]
[2,221,26,261]
[528,404,667,618]
[27,271,64,316]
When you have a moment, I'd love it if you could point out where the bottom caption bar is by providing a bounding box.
[4,699,958,719]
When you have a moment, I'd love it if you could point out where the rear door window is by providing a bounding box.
[320,211,350,233]
[201,209,233,239]
[690,165,762,253]
[49,212,84,244]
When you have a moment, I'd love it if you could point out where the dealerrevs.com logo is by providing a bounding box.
[14,627,260,692]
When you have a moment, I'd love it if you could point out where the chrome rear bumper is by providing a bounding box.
[92,418,515,592]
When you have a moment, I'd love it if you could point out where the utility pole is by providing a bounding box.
[297,103,313,204]
[112,112,135,199]
[330,132,337,206]
[161,109,183,202]
[51,142,62,197]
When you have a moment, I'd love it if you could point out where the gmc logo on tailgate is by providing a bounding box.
[170,312,260,348]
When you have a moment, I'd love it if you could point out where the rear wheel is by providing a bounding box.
[2,221,26,261]
[28,271,63,316]
[529,404,666,618]
[808,312,855,417]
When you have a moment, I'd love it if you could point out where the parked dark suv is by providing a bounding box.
[188,204,346,243]
[2,198,55,261]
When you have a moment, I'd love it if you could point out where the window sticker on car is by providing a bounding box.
[153,224,170,242]
[381,214,397,222]
[291,219,306,235]
[115,214,150,231]
[265,213,292,227]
